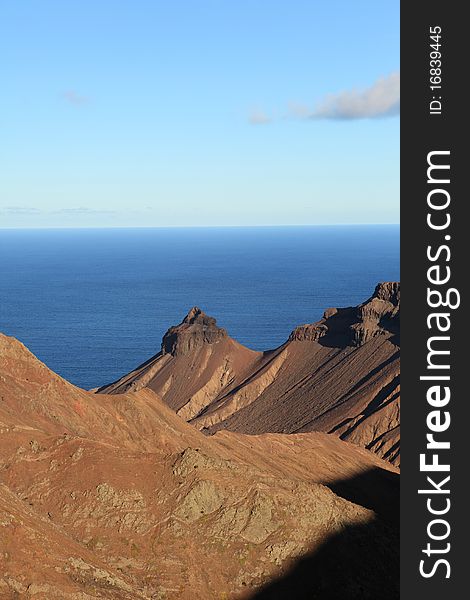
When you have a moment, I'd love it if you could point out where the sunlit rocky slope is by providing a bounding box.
[0,329,398,599]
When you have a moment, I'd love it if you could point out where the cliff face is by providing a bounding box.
[0,333,398,599]
[289,282,400,347]
[161,306,228,356]
[100,283,400,466]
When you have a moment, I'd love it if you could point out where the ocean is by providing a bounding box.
[0,226,399,390]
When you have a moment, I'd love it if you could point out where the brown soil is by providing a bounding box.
[0,330,398,599]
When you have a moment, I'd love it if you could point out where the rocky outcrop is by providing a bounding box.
[289,282,400,348]
[352,282,400,346]
[162,307,228,356]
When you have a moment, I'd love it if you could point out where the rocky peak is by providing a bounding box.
[289,282,400,348]
[182,306,211,325]
[352,282,400,346]
[371,282,400,306]
[161,307,227,356]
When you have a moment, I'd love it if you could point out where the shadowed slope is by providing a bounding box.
[249,514,398,600]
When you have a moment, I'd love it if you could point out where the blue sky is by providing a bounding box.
[0,1,399,228]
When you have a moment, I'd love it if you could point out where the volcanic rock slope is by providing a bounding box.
[0,332,398,599]
[100,283,400,466]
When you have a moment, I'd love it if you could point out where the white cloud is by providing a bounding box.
[251,72,400,124]
[0,206,116,217]
[248,109,272,125]
[51,207,116,215]
[0,206,41,215]
[308,72,400,120]
[63,90,89,106]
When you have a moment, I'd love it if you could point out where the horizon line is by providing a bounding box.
[0,222,400,231]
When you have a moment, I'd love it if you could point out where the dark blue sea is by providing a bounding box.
[0,226,399,390]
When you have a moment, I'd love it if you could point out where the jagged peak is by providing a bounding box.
[370,282,400,306]
[181,306,215,326]
[289,282,400,347]
[183,306,205,323]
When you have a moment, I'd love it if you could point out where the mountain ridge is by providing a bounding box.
[99,283,400,465]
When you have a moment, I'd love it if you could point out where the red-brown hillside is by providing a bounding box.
[100,283,400,466]
[0,332,398,599]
